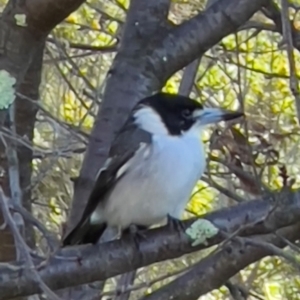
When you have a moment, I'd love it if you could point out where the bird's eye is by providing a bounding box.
[181,109,192,118]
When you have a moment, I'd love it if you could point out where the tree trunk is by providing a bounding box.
[0,1,46,262]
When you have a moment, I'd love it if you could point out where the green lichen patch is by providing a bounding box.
[185,219,219,247]
[14,14,27,27]
[0,70,16,109]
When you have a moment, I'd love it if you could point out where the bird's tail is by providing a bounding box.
[62,218,107,246]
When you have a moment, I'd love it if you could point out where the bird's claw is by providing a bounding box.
[167,215,185,232]
[123,224,147,251]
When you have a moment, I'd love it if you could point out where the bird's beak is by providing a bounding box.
[193,108,244,126]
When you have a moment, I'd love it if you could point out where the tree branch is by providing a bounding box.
[151,0,267,81]
[140,224,300,300]
[2,191,300,299]
[0,188,62,300]
[25,0,86,34]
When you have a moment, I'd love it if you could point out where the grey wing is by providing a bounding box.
[70,121,151,230]
[62,121,151,245]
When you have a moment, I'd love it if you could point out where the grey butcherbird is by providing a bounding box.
[62,92,243,246]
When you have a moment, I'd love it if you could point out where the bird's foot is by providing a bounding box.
[167,215,185,232]
[122,224,147,250]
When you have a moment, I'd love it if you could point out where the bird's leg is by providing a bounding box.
[167,214,185,232]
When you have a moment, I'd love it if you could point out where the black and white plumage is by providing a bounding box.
[62,93,243,246]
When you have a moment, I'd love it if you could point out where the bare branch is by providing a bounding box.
[3,104,22,206]
[101,268,186,299]
[152,0,266,81]
[0,188,62,300]
[11,202,59,252]
[1,192,300,299]
[25,0,87,34]
[243,237,300,270]
[139,224,300,300]
[178,59,200,96]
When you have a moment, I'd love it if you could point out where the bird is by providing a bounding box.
[62,92,243,246]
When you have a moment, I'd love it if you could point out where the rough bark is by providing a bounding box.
[1,191,300,299]
[0,0,86,294]
[15,44,45,248]
[140,224,300,300]
[0,3,46,264]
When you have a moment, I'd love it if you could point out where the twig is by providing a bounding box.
[5,104,22,206]
[233,31,263,196]
[99,268,188,299]
[225,281,248,300]
[0,188,63,300]
[47,37,118,52]
[16,92,88,144]
[10,202,59,252]
[275,232,300,253]
[0,261,23,271]
[178,59,200,95]
[243,236,300,270]
[202,176,244,203]
[0,104,25,259]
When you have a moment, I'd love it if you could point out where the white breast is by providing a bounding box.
[96,128,206,229]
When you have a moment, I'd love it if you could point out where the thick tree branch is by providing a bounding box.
[2,191,300,299]
[24,0,86,34]
[0,0,88,262]
[0,0,87,88]
[151,0,267,81]
[0,188,62,300]
[140,224,300,300]
[0,0,93,297]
